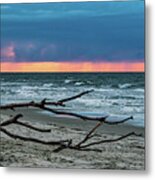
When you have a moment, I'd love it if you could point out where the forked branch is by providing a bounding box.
[75,121,103,148]
[1,113,51,133]
[0,90,140,153]
[0,90,133,123]
[0,90,93,110]
[79,132,142,149]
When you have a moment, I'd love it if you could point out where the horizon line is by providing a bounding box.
[1,61,144,72]
[1,71,144,73]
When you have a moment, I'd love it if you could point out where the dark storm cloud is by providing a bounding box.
[1,1,144,62]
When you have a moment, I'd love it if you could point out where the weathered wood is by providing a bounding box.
[0,127,69,145]
[0,90,93,110]
[0,90,133,123]
[0,90,139,153]
[75,121,103,148]
[0,114,23,126]
[1,113,51,133]
[14,121,51,133]
[58,89,94,104]
[80,132,142,149]
[0,114,140,152]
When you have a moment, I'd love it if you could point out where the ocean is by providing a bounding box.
[1,73,144,127]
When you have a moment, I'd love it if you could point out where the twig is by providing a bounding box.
[104,116,134,125]
[80,132,142,149]
[75,121,103,148]
[1,114,51,133]
[0,127,69,146]
[14,121,51,133]
[58,89,94,104]
[53,145,102,153]
[0,114,23,126]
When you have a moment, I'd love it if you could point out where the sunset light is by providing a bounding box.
[1,61,144,72]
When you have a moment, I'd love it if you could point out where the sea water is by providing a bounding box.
[1,73,144,127]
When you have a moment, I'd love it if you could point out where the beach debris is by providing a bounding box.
[0,90,142,153]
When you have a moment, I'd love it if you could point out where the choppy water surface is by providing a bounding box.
[1,73,144,127]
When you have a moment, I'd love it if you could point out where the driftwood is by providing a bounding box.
[0,90,93,110]
[1,114,51,133]
[0,90,141,152]
[0,115,140,153]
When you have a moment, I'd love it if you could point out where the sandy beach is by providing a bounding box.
[1,0,145,171]
[0,108,145,169]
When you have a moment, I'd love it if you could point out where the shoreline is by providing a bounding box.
[0,108,145,169]
[1,108,145,136]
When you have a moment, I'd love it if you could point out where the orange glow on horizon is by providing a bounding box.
[1,61,144,72]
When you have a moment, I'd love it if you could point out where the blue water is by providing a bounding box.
[1,73,144,127]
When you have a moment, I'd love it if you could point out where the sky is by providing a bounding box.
[1,0,144,72]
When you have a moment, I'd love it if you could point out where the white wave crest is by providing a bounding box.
[118,83,132,89]
[64,79,72,84]
[75,82,84,86]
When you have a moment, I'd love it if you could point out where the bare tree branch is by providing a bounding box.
[0,90,140,153]
[75,121,103,148]
[14,121,51,133]
[0,101,63,110]
[1,113,51,133]
[53,139,73,153]
[58,89,94,104]
[0,101,133,124]
[37,105,133,124]
[0,90,93,110]
[53,145,102,153]
[0,113,140,153]
[0,114,23,126]
[0,90,133,124]
[38,105,109,121]
[52,132,142,153]
[80,132,142,149]
[0,127,69,146]
[104,116,134,125]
